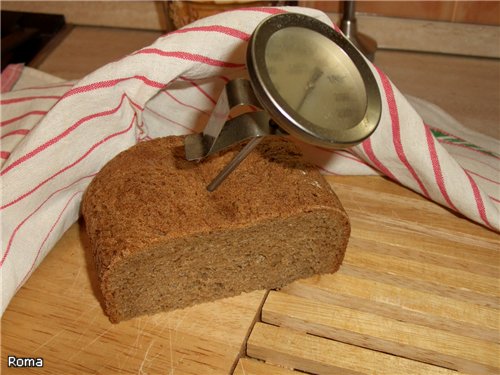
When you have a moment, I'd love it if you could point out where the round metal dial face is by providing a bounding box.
[247,13,381,148]
[265,27,367,133]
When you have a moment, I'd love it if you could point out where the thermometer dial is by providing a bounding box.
[247,13,381,148]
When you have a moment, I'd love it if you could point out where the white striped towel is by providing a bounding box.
[1,7,498,316]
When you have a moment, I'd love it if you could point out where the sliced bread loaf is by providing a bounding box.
[81,136,350,323]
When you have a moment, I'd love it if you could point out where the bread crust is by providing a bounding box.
[82,136,350,322]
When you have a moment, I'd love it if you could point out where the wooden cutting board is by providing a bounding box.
[2,176,499,374]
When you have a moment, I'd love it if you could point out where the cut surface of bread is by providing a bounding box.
[81,136,350,323]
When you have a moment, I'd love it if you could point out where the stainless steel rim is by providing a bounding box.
[247,13,382,149]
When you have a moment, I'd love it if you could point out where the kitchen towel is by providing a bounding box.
[1,7,499,316]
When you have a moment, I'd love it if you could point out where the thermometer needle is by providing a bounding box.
[296,68,323,112]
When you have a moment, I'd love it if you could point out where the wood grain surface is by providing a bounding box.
[2,175,498,374]
[1,222,267,374]
[247,322,456,375]
[2,15,499,375]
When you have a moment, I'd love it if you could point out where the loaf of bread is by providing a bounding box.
[81,136,350,323]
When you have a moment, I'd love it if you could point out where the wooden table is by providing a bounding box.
[2,24,499,375]
[2,175,498,374]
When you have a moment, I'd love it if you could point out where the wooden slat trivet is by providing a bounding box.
[261,291,499,373]
[247,322,457,374]
[233,357,301,375]
[281,272,499,342]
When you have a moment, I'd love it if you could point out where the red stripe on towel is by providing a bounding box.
[0,110,48,127]
[1,94,132,176]
[63,76,164,99]
[361,138,399,182]
[134,49,245,68]
[465,169,500,185]
[1,174,96,268]
[464,171,496,231]
[1,129,30,139]
[1,64,24,93]
[15,191,83,288]
[376,67,430,198]
[424,124,458,211]
[0,95,61,105]
[146,107,194,132]
[179,76,217,105]
[170,25,250,41]
[1,114,135,209]
[232,7,287,15]
[163,91,210,116]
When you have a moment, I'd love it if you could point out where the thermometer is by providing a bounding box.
[184,13,381,191]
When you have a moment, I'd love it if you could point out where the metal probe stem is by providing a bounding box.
[344,0,355,19]
[340,0,377,61]
[206,137,263,192]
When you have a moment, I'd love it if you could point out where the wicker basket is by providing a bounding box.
[168,1,283,29]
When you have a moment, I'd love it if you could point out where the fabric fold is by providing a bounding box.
[1,6,498,316]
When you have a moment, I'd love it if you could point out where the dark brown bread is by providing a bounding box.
[81,136,350,323]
